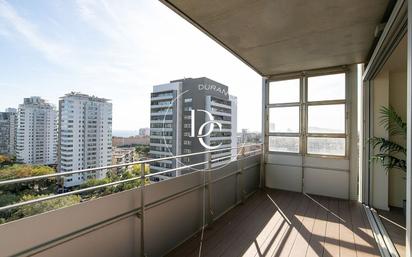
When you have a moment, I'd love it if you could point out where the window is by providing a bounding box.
[268,72,346,156]
[308,104,345,133]
[307,73,345,101]
[307,137,345,156]
[269,107,299,133]
[269,136,299,153]
[269,79,300,103]
[307,73,346,156]
[268,79,300,153]
[184,98,192,103]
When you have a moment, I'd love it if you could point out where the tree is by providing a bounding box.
[79,177,114,199]
[0,164,60,223]
[9,194,81,221]
[135,145,149,157]
[0,164,56,195]
[0,155,14,167]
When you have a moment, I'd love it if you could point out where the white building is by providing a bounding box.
[16,97,57,165]
[0,108,17,156]
[58,92,112,187]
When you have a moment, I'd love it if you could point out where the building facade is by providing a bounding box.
[112,147,135,173]
[0,108,17,156]
[139,128,150,136]
[58,93,112,187]
[149,77,237,180]
[16,97,57,165]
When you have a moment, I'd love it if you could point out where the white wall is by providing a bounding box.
[389,71,407,208]
[371,70,390,210]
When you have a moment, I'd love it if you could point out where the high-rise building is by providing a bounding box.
[139,128,150,136]
[149,77,237,180]
[16,97,57,164]
[0,108,17,156]
[58,92,112,188]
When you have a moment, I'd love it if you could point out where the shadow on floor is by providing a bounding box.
[166,189,380,257]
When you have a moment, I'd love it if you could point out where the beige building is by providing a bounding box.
[112,136,149,147]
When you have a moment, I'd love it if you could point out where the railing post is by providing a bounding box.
[140,163,146,257]
[206,152,214,226]
[240,147,246,204]
[259,143,265,189]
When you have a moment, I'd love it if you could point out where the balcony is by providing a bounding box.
[0,143,382,257]
[1,0,411,256]
[0,145,263,257]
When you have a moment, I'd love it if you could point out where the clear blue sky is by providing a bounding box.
[0,0,261,132]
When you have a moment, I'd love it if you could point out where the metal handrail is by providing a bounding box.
[0,143,262,186]
[0,144,262,212]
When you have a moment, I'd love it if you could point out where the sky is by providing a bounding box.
[0,0,262,133]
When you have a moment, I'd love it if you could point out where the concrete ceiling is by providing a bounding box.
[161,0,391,76]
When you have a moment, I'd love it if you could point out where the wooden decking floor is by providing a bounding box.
[166,189,380,257]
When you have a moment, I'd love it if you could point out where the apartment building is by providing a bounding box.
[16,97,57,165]
[58,92,112,187]
[0,108,17,156]
[138,128,150,136]
[149,77,237,180]
[111,147,135,172]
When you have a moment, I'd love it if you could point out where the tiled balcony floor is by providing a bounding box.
[166,189,379,257]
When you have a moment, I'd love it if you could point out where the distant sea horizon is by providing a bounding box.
[112,130,140,137]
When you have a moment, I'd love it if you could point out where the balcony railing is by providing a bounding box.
[0,143,263,257]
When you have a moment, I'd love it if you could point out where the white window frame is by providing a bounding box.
[267,70,348,158]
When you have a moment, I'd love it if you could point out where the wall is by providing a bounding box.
[389,71,407,208]
[371,70,390,210]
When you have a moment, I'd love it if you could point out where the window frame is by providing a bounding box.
[267,77,302,154]
[267,70,348,158]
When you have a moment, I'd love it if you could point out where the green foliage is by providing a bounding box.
[78,165,150,198]
[370,106,407,173]
[9,195,81,221]
[135,145,149,155]
[79,177,114,199]
[378,106,407,136]
[0,164,60,223]
[0,155,12,167]
[0,162,151,224]
[0,164,55,180]
[80,177,112,188]
[0,164,56,195]
[0,193,20,207]
[369,137,406,155]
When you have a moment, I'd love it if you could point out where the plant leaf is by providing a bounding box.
[379,106,407,136]
[369,137,406,155]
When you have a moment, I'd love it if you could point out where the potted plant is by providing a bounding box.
[370,106,407,215]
